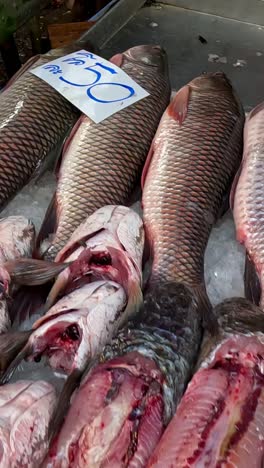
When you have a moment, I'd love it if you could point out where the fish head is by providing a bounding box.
[0,380,56,467]
[45,352,164,467]
[47,206,144,315]
[29,281,127,373]
[124,44,168,73]
[190,71,233,94]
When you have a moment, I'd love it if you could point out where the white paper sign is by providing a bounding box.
[31,49,149,123]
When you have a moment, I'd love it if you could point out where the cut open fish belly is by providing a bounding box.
[148,298,264,467]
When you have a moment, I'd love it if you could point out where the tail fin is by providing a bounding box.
[9,284,49,326]
[0,330,32,378]
[192,284,218,335]
[244,254,261,306]
[4,258,69,286]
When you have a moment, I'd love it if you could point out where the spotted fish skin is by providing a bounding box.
[142,72,244,298]
[0,42,95,211]
[38,45,171,260]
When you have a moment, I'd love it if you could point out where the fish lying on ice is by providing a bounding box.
[0,379,56,467]
[148,298,264,467]
[142,71,245,330]
[0,205,144,379]
[0,40,96,211]
[232,102,264,307]
[37,44,171,260]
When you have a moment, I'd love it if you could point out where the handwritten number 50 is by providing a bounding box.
[58,61,135,103]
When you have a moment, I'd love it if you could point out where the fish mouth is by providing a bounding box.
[46,245,140,311]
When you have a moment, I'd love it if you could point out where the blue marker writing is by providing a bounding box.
[87,82,135,103]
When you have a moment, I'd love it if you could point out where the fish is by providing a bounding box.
[3,281,127,378]
[36,44,171,260]
[142,71,245,330]
[232,102,264,307]
[0,216,35,333]
[0,379,56,467]
[0,205,144,379]
[44,282,202,467]
[148,297,264,467]
[0,40,96,210]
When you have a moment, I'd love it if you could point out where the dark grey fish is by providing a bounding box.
[0,40,96,210]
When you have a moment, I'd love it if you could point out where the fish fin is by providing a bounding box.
[229,163,243,211]
[48,369,83,442]
[123,282,143,326]
[217,188,231,219]
[9,285,48,325]
[192,284,219,335]
[1,55,41,92]
[35,195,59,255]
[110,53,124,68]
[141,141,155,188]
[4,258,70,286]
[0,330,32,378]
[167,85,190,124]
[244,254,261,305]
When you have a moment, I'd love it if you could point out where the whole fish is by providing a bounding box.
[37,44,171,260]
[0,216,35,333]
[0,379,56,467]
[44,282,202,467]
[148,298,264,467]
[0,205,144,379]
[232,102,264,307]
[0,40,95,210]
[142,71,244,329]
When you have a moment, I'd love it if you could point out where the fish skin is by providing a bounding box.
[232,102,264,307]
[0,216,35,333]
[0,40,95,211]
[0,379,56,467]
[148,298,264,467]
[142,72,244,328]
[38,44,171,260]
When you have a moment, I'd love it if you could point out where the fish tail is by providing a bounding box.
[0,330,32,380]
[244,254,261,306]
[192,284,218,335]
[9,285,48,325]
[48,368,83,442]
[143,280,216,334]
[4,258,69,287]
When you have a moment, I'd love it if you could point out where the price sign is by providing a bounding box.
[31,50,149,123]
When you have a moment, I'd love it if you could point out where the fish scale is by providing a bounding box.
[0,52,81,209]
[143,73,244,291]
[38,45,171,260]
